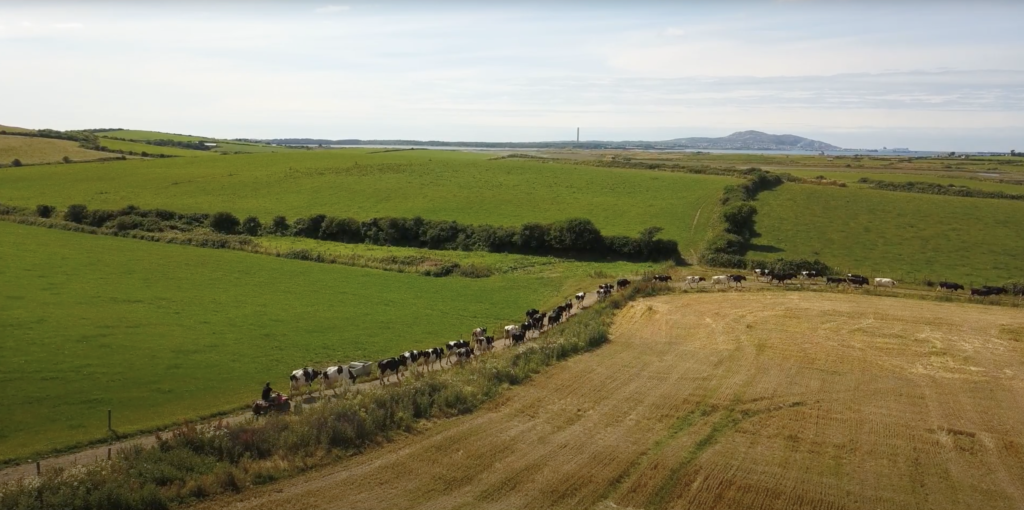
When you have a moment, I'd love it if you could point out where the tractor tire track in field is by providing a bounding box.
[195,292,1024,510]
[0,292,602,484]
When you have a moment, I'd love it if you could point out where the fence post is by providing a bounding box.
[108,409,112,432]
[36,461,40,476]
[107,448,112,461]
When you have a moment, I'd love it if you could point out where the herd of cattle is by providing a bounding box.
[286,279,635,394]
[283,268,1020,396]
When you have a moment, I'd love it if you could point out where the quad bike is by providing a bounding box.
[252,392,291,416]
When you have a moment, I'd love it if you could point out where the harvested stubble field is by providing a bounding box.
[202,292,1024,510]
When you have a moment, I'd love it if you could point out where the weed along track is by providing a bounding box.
[197,292,1024,510]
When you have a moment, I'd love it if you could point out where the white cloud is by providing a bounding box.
[314,5,349,14]
[662,28,685,37]
[51,23,83,29]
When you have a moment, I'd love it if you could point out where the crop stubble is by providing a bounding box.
[203,292,1024,510]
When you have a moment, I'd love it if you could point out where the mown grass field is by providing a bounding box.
[96,138,218,157]
[201,292,1024,510]
[754,184,1024,283]
[0,135,116,165]
[0,150,733,253]
[0,221,611,462]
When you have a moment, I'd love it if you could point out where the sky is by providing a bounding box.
[1,1,1022,151]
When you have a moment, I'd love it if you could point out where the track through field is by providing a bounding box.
[196,292,1024,510]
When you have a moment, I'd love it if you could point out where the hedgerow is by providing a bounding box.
[858,177,1024,201]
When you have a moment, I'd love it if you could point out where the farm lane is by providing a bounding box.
[0,291,601,483]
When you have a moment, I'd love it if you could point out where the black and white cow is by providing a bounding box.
[504,324,519,342]
[937,281,965,292]
[616,278,631,291]
[321,365,357,393]
[801,270,821,279]
[290,367,323,395]
[653,274,673,283]
[454,347,475,363]
[377,357,407,385]
[525,308,540,319]
[597,288,611,299]
[421,347,445,371]
[445,340,470,364]
[684,276,705,288]
[471,327,487,340]
[521,320,535,339]
[475,334,495,352]
[846,276,869,287]
[399,350,421,372]
[575,292,586,303]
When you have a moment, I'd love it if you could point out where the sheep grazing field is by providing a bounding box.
[202,292,1024,510]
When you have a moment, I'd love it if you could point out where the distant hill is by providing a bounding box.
[266,130,840,151]
[662,131,839,151]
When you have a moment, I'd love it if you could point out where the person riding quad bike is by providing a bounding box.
[262,382,274,402]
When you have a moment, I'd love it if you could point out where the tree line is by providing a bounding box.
[38,204,680,262]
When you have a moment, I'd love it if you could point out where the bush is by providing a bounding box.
[240,216,262,236]
[268,215,290,235]
[208,212,241,235]
[62,156,72,164]
[64,204,88,224]
[35,204,55,218]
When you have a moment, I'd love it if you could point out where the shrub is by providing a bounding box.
[208,212,241,235]
[10,158,22,167]
[62,156,72,164]
[35,204,55,218]
[268,215,290,235]
[240,216,262,236]
[64,204,89,224]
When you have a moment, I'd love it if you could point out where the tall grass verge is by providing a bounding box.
[0,283,667,510]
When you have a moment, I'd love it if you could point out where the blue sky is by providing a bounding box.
[1,1,1022,150]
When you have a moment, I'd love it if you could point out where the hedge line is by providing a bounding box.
[0,283,666,510]
[17,202,680,263]
[858,178,1024,201]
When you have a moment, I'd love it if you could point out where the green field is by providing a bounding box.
[98,130,289,154]
[781,169,1024,193]
[754,184,1024,284]
[0,221,613,461]
[97,138,217,157]
[0,135,118,165]
[0,150,733,254]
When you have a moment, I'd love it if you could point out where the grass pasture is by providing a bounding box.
[97,130,290,154]
[97,138,217,158]
[782,169,1024,193]
[202,292,1024,509]
[0,221,594,461]
[0,135,116,165]
[0,149,733,253]
[754,184,1024,283]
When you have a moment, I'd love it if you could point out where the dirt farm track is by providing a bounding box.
[198,292,1024,510]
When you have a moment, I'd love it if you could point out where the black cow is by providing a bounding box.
[511,330,526,345]
[653,274,672,283]
[825,276,846,286]
[971,287,995,298]
[728,274,747,287]
[521,320,535,338]
[565,300,574,314]
[454,347,475,363]
[530,315,544,331]
[771,273,798,285]
[377,357,407,385]
[525,308,540,319]
[937,281,965,292]
[616,278,631,290]
[846,276,869,287]
[982,285,1007,296]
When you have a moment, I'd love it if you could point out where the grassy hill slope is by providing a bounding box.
[97,138,218,157]
[0,150,732,253]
